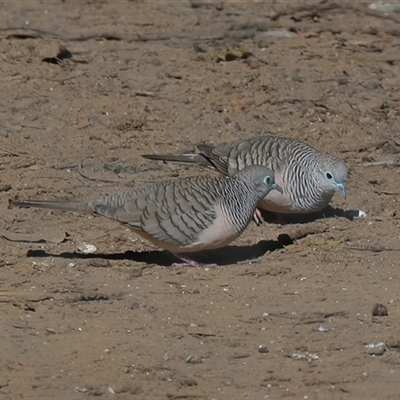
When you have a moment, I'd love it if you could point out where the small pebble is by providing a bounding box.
[186,355,203,364]
[372,303,388,316]
[77,242,97,254]
[179,377,198,387]
[262,29,296,38]
[258,344,269,353]
[312,325,335,333]
[75,386,92,393]
[365,342,387,356]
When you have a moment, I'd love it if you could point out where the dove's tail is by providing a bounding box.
[142,153,207,165]
[10,199,92,213]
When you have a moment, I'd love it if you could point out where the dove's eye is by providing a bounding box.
[325,171,333,180]
[263,176,271,184]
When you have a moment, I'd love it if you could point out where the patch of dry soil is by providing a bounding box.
[1,1,400,399]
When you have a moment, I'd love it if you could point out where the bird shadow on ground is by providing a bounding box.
[263,206,363,224]
[26,240,283,267]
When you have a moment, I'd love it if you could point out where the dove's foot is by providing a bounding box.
[253,208,265,226]
[173,254,216,268]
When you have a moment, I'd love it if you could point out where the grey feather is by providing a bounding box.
[11,165,282,256]
[142,135,348,214]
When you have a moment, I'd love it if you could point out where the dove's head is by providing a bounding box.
[237,165,283,197]
[318,155,348,199]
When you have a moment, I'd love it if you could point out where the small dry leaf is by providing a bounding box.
[42,45,73,65]
[217,49,253,62]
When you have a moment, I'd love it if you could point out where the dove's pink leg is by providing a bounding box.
[173,254,216,268]
[253,208,264,226]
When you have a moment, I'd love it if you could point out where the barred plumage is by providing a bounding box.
[142,135,348,214]
[10,165,282,265]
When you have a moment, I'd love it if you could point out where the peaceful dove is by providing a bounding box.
[10,165,282,266]
[142,135,348,216]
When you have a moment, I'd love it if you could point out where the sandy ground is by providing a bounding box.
[1,1,400,399]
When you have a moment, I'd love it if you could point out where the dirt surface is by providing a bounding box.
[1,1,400,399]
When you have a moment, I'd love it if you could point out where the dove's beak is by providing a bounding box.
[336,183,346,199]
[272,183,283,194]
